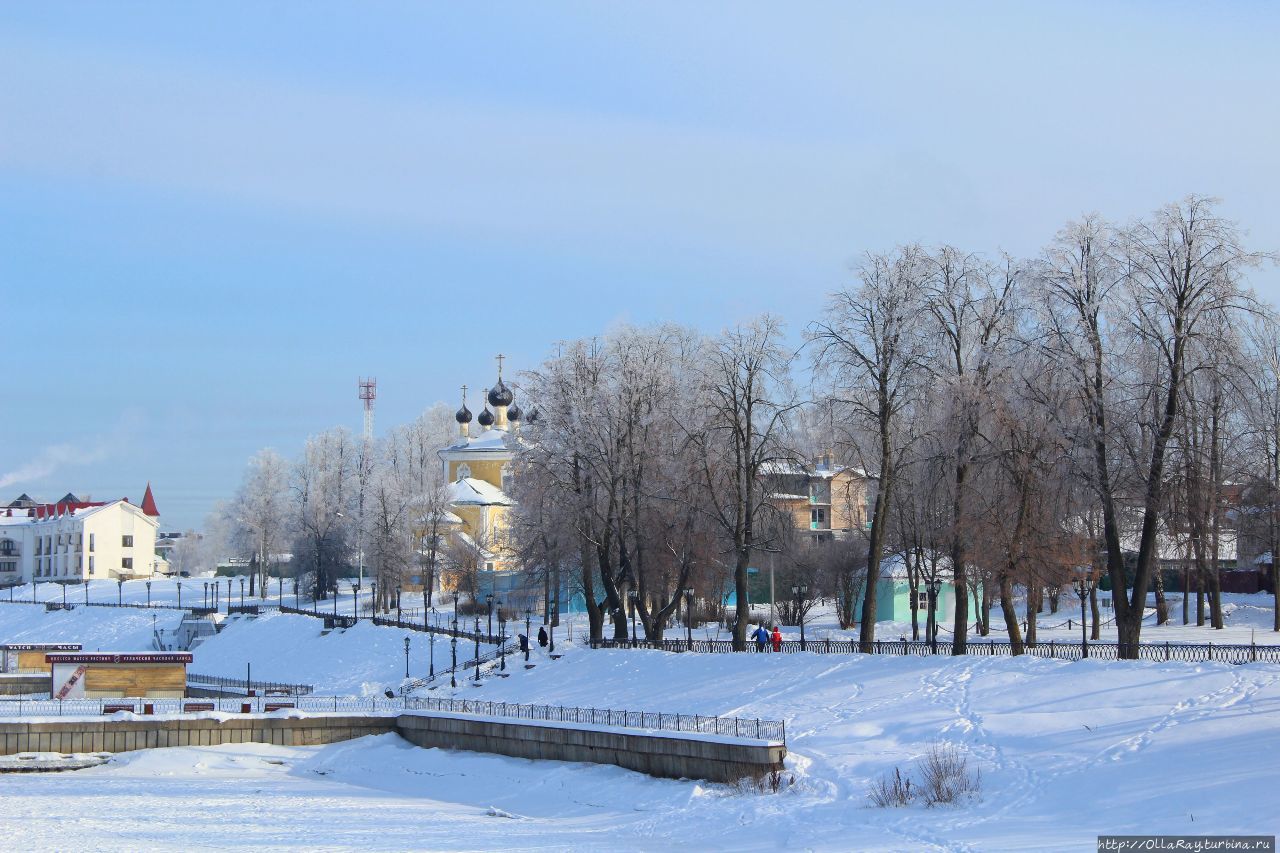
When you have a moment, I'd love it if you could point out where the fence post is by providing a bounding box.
[1208,642,1213,662]
[1165,642,1169,662]
[1049,640,1054,658]
[1252,642,1257,663]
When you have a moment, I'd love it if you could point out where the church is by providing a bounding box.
[436,360,531,584]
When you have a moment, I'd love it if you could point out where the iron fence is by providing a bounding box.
[373,614,500,645]
[0,694,784,743]
[589,636,1280,664]
[186,671,314,696]
[278,604,356,629]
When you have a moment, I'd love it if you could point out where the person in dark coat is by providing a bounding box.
[538,626,548,647]
[518,633,529,654]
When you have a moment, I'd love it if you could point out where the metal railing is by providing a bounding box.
[373,614,500,645]
[400,639,519,693]
[0,694,785,743]
[186,672,314,696]
[589,636,1280,663]
[278,604,356,629]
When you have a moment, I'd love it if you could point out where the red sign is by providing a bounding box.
[45,653,192,664]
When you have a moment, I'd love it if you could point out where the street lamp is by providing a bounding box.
[293,577,299,609]
[684,588,695,650]
[372,581,378,619]
[225,578,231,612]
[792,584,809,651]
[450,632,457,688]
[926,580,942,654]
[117,578,123,606]
[176,581,182,609]
[498,608,507,671]
[404,636,411,679]
[238,577,244,609]
[525,608,532,663]
[548,601,557,654]
[1074,572,1095,659]
[627,590,639,646]
[473,617,482,682]
[146,580,152,608]
[429,630,436,678]
[486,593,494,639]
[84,581,89,606]
[203,582,208,609]
[353,581,361,620]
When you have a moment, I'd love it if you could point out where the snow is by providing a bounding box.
[3,585,1280,849]
[0,652,1277,849]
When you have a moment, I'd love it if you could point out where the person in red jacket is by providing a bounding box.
[771,625,782,652]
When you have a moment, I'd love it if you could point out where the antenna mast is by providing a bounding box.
[358,377,377,442]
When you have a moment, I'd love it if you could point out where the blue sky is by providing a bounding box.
[3,2,1278,529]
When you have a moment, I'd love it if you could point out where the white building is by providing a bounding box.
[0,486,163,585]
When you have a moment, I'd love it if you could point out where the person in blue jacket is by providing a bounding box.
[753,624,769,652]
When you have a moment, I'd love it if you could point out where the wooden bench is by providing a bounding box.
[263,702,295,712]
[102,704,135,714]
[183,702,215,712]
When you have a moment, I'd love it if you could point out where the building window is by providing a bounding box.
[122,535,133,548]
[89,533,95,552]
[810,508,826,529]
[121,557,133,571]
[485,561,494,571]
[457,463,471,480]
[88,556,95,575]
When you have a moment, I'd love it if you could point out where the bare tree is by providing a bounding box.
[808,248,929,650]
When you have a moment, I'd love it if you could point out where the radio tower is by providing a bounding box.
[358,378,377,442]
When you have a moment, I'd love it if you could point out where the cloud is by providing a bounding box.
[0,413,141,492]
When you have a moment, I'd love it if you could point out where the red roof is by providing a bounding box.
[141,483,160,517]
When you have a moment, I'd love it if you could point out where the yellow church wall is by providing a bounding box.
[452,505,483,540]
[448,459,506,489]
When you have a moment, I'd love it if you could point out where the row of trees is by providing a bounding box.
[215,405,458,606]
[508,196,1279,658]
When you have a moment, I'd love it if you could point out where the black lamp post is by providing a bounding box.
[926,579,941,654]
[404,635,411,679]
[627,590,639,646]
[486,593,494,639]
[225,578,231,612]
[353,582,361,620]
[684,588,695,650]
[61,582,67,607]
[792,584,808,650]
[146,580,152,608]
[498,609,507,671]
[203,582,208,609]
[117,578,123,606]
[238,577,244,609]
[474,617,481,682]
[429,630,436,679]
[293,578,299,609]
[372,581,378,619]
[548,601,556,654]
[277,572,282,602]
[397,585,403,624]
[1074,573,1095,659]
[84,581,89,606]
[450,632,457,688]
[176,581,182,609]
[525,608,532,663]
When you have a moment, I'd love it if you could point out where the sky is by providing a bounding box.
[2,2,1279,529]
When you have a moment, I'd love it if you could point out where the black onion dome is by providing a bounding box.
[455,404,473,424]
[477,407,495,427]
[507,403,522,422]
[487,378,514,407]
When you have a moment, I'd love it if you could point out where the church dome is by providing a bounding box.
[455,404,473,424]
[477,407,495,427]
[487,379,514,407]
[507,403,522,422]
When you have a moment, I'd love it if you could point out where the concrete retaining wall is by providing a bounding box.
[0,712,785,783]
[396,713,785,783]
[0,715,395,755]
[0,675,50,696]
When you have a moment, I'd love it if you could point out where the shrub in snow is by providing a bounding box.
[867,743,979,809]
[868,767,916,807]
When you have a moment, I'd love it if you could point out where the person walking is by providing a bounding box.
[538,626,548,648]
[753,624,769,652]
[771,625,782,653]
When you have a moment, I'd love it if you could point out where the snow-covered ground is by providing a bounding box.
[0,649,1277,850]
